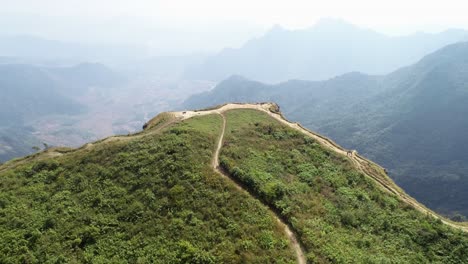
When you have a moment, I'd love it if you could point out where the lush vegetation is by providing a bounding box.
[0,114,296,263]
[184,42,468,218]
[220,109,468,263]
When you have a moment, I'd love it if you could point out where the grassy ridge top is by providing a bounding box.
[0,114,295,263]
[220,109,468,263]
[1,106,467,263]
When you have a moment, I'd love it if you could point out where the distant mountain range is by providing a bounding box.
[184,41,468,218]
[185,18,468,83]
[47,62,126,95]
[0,63,125,162]
[0,64,83,124]
[0,35,147,64]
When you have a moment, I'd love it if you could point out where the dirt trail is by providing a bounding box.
[212,113,306,264]
[173,103,467,233]
[211,114,226,170]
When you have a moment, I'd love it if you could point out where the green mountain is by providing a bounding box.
[183,42,468,218]
[1,103,467,263]
[184,19,468,83]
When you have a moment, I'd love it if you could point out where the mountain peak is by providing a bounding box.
[312,18,360,31]
[269,24,285,32]
[263,24,287,37]
[222,74,251,83]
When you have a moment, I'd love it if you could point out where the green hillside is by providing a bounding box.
[183,42,468,219]
[220,108,467,263]
[1,105,467,263]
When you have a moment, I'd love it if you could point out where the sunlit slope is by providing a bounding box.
[0,113,296,263]
[1,103,467,264]
[183,42,468,218]
[219,108,467,263]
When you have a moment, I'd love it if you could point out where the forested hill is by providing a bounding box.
[183,42,468,219]
[1,103,466,263]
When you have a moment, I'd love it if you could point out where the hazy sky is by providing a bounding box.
[2,0,468,55]
[3,0,468,32]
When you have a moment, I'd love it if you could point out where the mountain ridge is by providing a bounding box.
[3,102,468,232]
[169,103,468,231]
[183,41,468,218]
[184,20,468,82]
[1,102,467,263]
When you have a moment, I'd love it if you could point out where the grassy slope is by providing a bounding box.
[0,114,295,264]
[220,109,468,263]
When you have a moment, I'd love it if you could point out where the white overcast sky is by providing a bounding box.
[3,0,468,33]
[2,0,468,55]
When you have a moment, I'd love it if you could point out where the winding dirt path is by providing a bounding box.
[211,114,226,170]
[173,103,467,233]
[212,113,306,264]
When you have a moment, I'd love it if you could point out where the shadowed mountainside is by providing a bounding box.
[0,63,124,162]
[185,19,468,82]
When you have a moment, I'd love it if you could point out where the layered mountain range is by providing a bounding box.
[185,19,468,82]
[184,42,468,218]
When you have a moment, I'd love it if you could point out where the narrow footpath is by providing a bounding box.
[172,103,467,232]
[213,113,307,264]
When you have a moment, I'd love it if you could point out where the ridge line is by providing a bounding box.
[173,103,467,232]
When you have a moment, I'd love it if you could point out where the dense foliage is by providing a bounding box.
[220,109,468,263]
[184,42,468,218]
[0,114,295,263]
